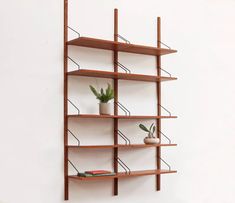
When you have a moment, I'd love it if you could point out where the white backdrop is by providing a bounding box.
[1,0,235,203]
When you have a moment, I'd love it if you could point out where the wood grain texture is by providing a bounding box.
[67,144,177,149]
[67,69,177,82]
[64,0,69,200]
[68,169,177,181]
[67,114,177,119]
[113,8,119,196]
[156,16,162,191]
[67,37,177,56]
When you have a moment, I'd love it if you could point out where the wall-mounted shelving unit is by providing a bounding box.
[64,2,177,200]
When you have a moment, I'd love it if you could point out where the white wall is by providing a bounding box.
[1,0,235,203]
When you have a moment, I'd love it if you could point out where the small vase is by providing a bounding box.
[144,135,160,144]
[99,102,112,115]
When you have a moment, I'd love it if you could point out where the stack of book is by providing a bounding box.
[78,170,116,177]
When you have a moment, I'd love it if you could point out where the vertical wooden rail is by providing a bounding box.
[64,0,69,200]
[156,17,161,191]
[113,8,119,196]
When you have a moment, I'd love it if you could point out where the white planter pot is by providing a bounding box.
[99,103,112,115]
[144,137,160,144]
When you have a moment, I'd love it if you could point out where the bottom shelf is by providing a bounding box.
[69,169,177,181]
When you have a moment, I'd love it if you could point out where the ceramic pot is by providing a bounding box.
[144,137,160,144]
[99,102,112,115]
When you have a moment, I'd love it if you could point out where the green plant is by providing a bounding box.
[139,123,156,137]
[89,83,114,103]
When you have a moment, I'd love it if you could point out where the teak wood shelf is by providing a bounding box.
[64,4,177,200]
[69,169,177,181]
[67,114,177,119]
[67,144,177,149]
[67,69,177,82]
[67,37,177,56]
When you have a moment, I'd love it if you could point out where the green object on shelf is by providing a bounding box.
[89,83,114,103]
[77,173,93,177]
[139,123,156,135]
[92,172,116,177]
[77,172,116,177]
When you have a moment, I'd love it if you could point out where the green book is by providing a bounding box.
[77,172,116,177]
[77,173,93,177]
[92,172,116,177]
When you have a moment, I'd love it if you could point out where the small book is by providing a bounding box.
[85,170,112,175]
[92,172,116,177]
[77,172,116,177]
[77,173,93,177]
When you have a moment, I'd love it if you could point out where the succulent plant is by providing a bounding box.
[89,83,114,103]
[139,123,156,138]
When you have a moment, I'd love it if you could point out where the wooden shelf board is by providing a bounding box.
[67,114,177,119]
[69,169,177,181]
[67,144,177,149]
[67,37,177,56]
[67,69,177,82]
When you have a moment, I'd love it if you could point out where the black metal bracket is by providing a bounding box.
[116,157,131,174]
[117,130,131,145]
[68,159,80,175]
[115,62,131,74]
[68,26,80,38]
[114,102,131,116]
[68,99,80,115]
[158,156,171,171]
[158,130,171,144]
[159,104,172,116]
[68,56,80,70]
[68,129,80,146]
[159,67,171,77]
[157,40,171,49]
[115,34,130,44]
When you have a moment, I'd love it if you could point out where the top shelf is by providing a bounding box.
[67,37,177,56]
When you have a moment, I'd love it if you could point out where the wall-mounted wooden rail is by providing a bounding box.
[113,8,119,195]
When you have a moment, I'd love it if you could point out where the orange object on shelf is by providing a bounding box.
[85,170,112,175]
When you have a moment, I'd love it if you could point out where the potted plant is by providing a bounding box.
[89,83,114,115]
[139,123,160,144]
